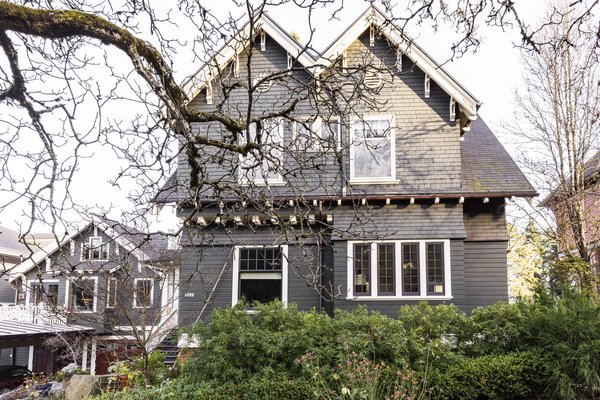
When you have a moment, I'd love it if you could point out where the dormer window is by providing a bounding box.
[82,237,109,261]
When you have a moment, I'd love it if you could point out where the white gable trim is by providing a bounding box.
[8,217,152,282]
[317,6,479,119]
[183,13,317,103]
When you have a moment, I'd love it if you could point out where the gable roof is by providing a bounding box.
[540,150,600,207]
[7,217,158,281]
[183,5,480,125]
[461,118,536,197]
[317,5,479,121]
[182,11,319,103]
[0,226,28,258]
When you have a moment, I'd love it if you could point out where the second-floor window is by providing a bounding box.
[349,116,395,182]
[239,120,284,185]
[82,237,109,261]
[70,278,97,312]
[106,278,117,308]
[134,279,153,308]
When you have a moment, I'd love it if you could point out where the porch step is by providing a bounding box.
[153,334,180,367]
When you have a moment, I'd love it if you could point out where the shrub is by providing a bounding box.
[431,351,543,400]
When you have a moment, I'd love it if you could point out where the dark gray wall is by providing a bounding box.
[463,241,509,313]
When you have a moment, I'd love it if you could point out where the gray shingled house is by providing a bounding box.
[156,5,536,325]
[5,218,179,374]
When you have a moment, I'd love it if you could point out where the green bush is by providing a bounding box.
[431,351,543,400]
[93,287,600,400]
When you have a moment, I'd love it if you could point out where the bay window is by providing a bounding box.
[350,116,395,182]
[347,240,450,299]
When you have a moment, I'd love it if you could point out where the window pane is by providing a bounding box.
[427,243,445,295]
[402,243,420,295]
[378,244,395,295]
[107,279,117,308]
[352,119,393,179]
[240,248,282,271]
[240,120,282,182]
[136,280,152,307]
[240,279,282,304]
[72,281,94,311]
[48,284,59,307]
[353,244,370,295]
[32,284,43,305]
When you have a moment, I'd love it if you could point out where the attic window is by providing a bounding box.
[342,51,348,73]
[253,74,273,93]
[287,52,293,72]
[369,23,375,46]
[424,74,430,98]
[449,98,456,122]
[364,69,382,89]
[206,80,213,104]
[396,48,402,72]
[233,54,240,78]
[82,237,109,261]
[260,31,266,51]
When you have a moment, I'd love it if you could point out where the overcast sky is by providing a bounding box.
[0,1,548,232]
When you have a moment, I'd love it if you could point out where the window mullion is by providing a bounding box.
[419,242,427,296]
[371,243,377,297]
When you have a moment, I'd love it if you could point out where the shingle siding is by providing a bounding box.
[464,241,509,313]
[174,23,523,321]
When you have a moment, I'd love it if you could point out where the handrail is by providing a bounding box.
[195,247,234,323]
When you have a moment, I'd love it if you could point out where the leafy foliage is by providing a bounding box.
[94,288,600,400]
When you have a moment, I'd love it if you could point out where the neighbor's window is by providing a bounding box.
[235,246,287,305]
[350,116,395,182]
[107,278,117,308]
[31,284,43,305]
[134,279,153,308]
[48,284,59,308]
[239,120,284,185]
[82,237,109,261]
[70,279,96,312]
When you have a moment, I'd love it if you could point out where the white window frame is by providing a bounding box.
[349,115,397,184]
[133,278,154,309]
[345,239,451,300]
[81,236,109,262]
[69,276,98,313]
[238,120,285,186]
[231,245,288,306]
[106,277,117,308]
